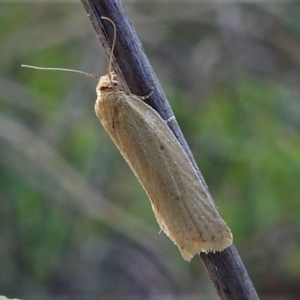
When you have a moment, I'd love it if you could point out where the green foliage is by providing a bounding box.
[1,2,300,299]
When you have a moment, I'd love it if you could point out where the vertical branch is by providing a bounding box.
[80,0,259,299]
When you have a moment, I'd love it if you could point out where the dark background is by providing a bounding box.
[1,1,300,299]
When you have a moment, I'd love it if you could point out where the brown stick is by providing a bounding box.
[80,1,259,299]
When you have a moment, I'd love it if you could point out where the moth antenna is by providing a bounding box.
[101,17,117,79]
[21,65,100,80]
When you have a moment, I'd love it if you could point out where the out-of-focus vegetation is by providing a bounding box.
[1,2,300,299]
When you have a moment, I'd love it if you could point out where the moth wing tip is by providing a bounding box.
[179,231,233,262]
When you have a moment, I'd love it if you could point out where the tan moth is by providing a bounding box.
[22,17,232,261]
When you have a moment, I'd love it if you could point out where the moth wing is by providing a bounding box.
[97,92,232,261]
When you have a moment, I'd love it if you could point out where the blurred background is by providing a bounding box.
[1,1,300,299]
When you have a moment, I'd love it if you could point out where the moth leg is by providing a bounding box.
[138,86,155,100]
[125,85,154,101]
[165,115,175,124]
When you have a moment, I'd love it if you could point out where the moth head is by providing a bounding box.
[96,71,123,97]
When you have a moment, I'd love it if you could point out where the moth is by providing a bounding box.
[22,17,233,261]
